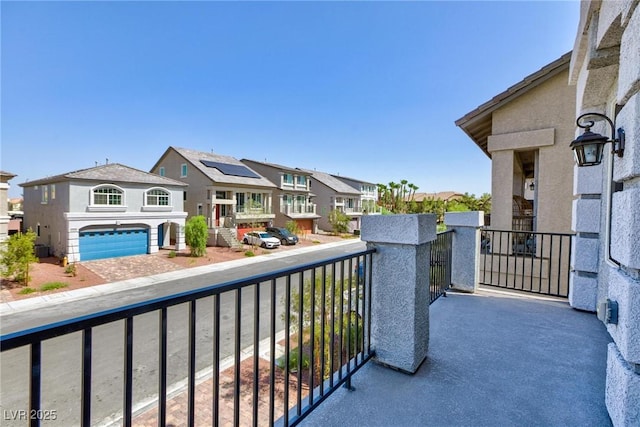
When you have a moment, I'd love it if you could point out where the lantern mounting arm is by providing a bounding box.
[576,112,625,157]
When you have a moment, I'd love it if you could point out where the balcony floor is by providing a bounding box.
[301,287,612,427]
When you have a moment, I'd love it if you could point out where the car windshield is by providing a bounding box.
[278,229,292,236]
[258,233,271,238]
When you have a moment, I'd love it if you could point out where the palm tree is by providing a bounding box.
[408,183,419,201]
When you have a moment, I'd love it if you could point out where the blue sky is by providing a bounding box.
[1,1,580,199]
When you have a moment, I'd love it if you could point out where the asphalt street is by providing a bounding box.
[0,240,365,427]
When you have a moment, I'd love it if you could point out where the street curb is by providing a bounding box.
[0,239,360,316]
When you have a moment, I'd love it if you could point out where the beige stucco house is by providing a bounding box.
[0,171,17,243]
[151,147,277,244]
[240,159,320,233]
[456,52,576,234]
[300,169,364,233]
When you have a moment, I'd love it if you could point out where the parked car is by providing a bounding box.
[243,231,281,249]
[266,227,299,246]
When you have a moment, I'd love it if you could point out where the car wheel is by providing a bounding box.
[243,238,249,244]
[261,242,267,248]
[281,238,287,245]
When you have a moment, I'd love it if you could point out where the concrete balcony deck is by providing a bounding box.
[301,287,612,426]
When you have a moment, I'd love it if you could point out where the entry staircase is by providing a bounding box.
[216,227,244,251]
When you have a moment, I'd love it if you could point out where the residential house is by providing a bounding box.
[456,52,576,234]
[20,163,188,262]
[0,171,17,243]
[568,2,640,424]
[330,174,380,216]
[300,169,364,233]
[151,147,277,244]
[240,159,320,233]
[411,191,463,203]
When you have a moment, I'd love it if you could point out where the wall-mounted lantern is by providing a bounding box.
[570,112,625,167]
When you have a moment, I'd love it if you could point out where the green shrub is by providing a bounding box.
[168,250,177,258]
[40,282,68,292]
[185,216,208,257]
[18,287,36,295]
[64,263,77,277]
[0,230,38,286]
[285,220,301,236]
[328,209,350,234]
[244,250,255,257]
[288,347,310,371]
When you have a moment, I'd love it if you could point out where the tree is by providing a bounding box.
[328,209,350,234]
[184,215,208,257]
[283,271,362,384]
[477,193,492,213]
[0,229,39,286]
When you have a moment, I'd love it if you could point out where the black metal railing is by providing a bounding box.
[1,250,375,427]
[480,229,573,297]
[430,230,453,304]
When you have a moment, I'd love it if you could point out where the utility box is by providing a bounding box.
[34,244,50,258]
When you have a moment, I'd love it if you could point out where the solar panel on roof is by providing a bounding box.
[200,160,261,179]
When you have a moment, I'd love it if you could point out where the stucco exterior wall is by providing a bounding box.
[152,150,212,222]
[22,174,187,261]
[488,68,576,234]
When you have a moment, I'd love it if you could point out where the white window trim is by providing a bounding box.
[88,184,127,212]
[142,187,173,212]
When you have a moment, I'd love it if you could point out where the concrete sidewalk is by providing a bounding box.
[0,239,359,316]
[300,288,612,427]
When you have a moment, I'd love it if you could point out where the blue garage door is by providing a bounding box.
[80,229,148,261]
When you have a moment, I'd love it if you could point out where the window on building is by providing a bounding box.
[296,175,306,186]
[283,173,293,184]
[215,191,226,199]
[283,194,293,205]
[51,184,56,200]
[93,186,124,206]
[41,186,48,204]
[159,167,165,176]
[236,192,245,207]
[146,188,170,206]
[181,164,188,177]
[250,193,262,206]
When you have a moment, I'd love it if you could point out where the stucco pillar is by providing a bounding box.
[148,227,159,254]
[174,223,186,251]
[444,211,484,293]
[361,214,436,374]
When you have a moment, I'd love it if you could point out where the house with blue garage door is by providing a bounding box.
[20,162,188,262]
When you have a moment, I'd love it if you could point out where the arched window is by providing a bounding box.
[92,185,124,206]
[146,188,170,206]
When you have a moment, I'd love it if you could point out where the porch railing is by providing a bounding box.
[430,230,453,304]
[1,250,375,427]
[480,228,573,297]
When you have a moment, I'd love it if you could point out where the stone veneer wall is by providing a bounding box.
[569,2,640,425]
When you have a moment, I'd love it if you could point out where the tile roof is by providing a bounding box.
[299,169,361,195]
[20,163,187,187]
[171,147,276,188]
[240,159,301,174]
